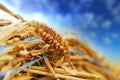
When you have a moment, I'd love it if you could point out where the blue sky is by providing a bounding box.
[0,0,120,62]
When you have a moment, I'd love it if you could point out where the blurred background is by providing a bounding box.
[0,0,120,63]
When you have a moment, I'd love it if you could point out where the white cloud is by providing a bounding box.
[102,20,111,29]
[105,0,116,10]
[81,0,93,3]
[90,19,98,28]
[103,37,111,44]
[89,31,97,38]
[80,13,95,28]
[111,32,119,39]
[85,13,94,21]
[112,5,120,16]
[56,14,63,20]
[10,0,22,10]
[81,13,99,29]
[32,13,62,29]
[33,13,48,23]
[112,5,120,22]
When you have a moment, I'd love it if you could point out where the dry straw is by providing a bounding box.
[0,3,119,80]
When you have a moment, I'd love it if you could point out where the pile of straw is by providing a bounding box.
[0,4,119,80]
